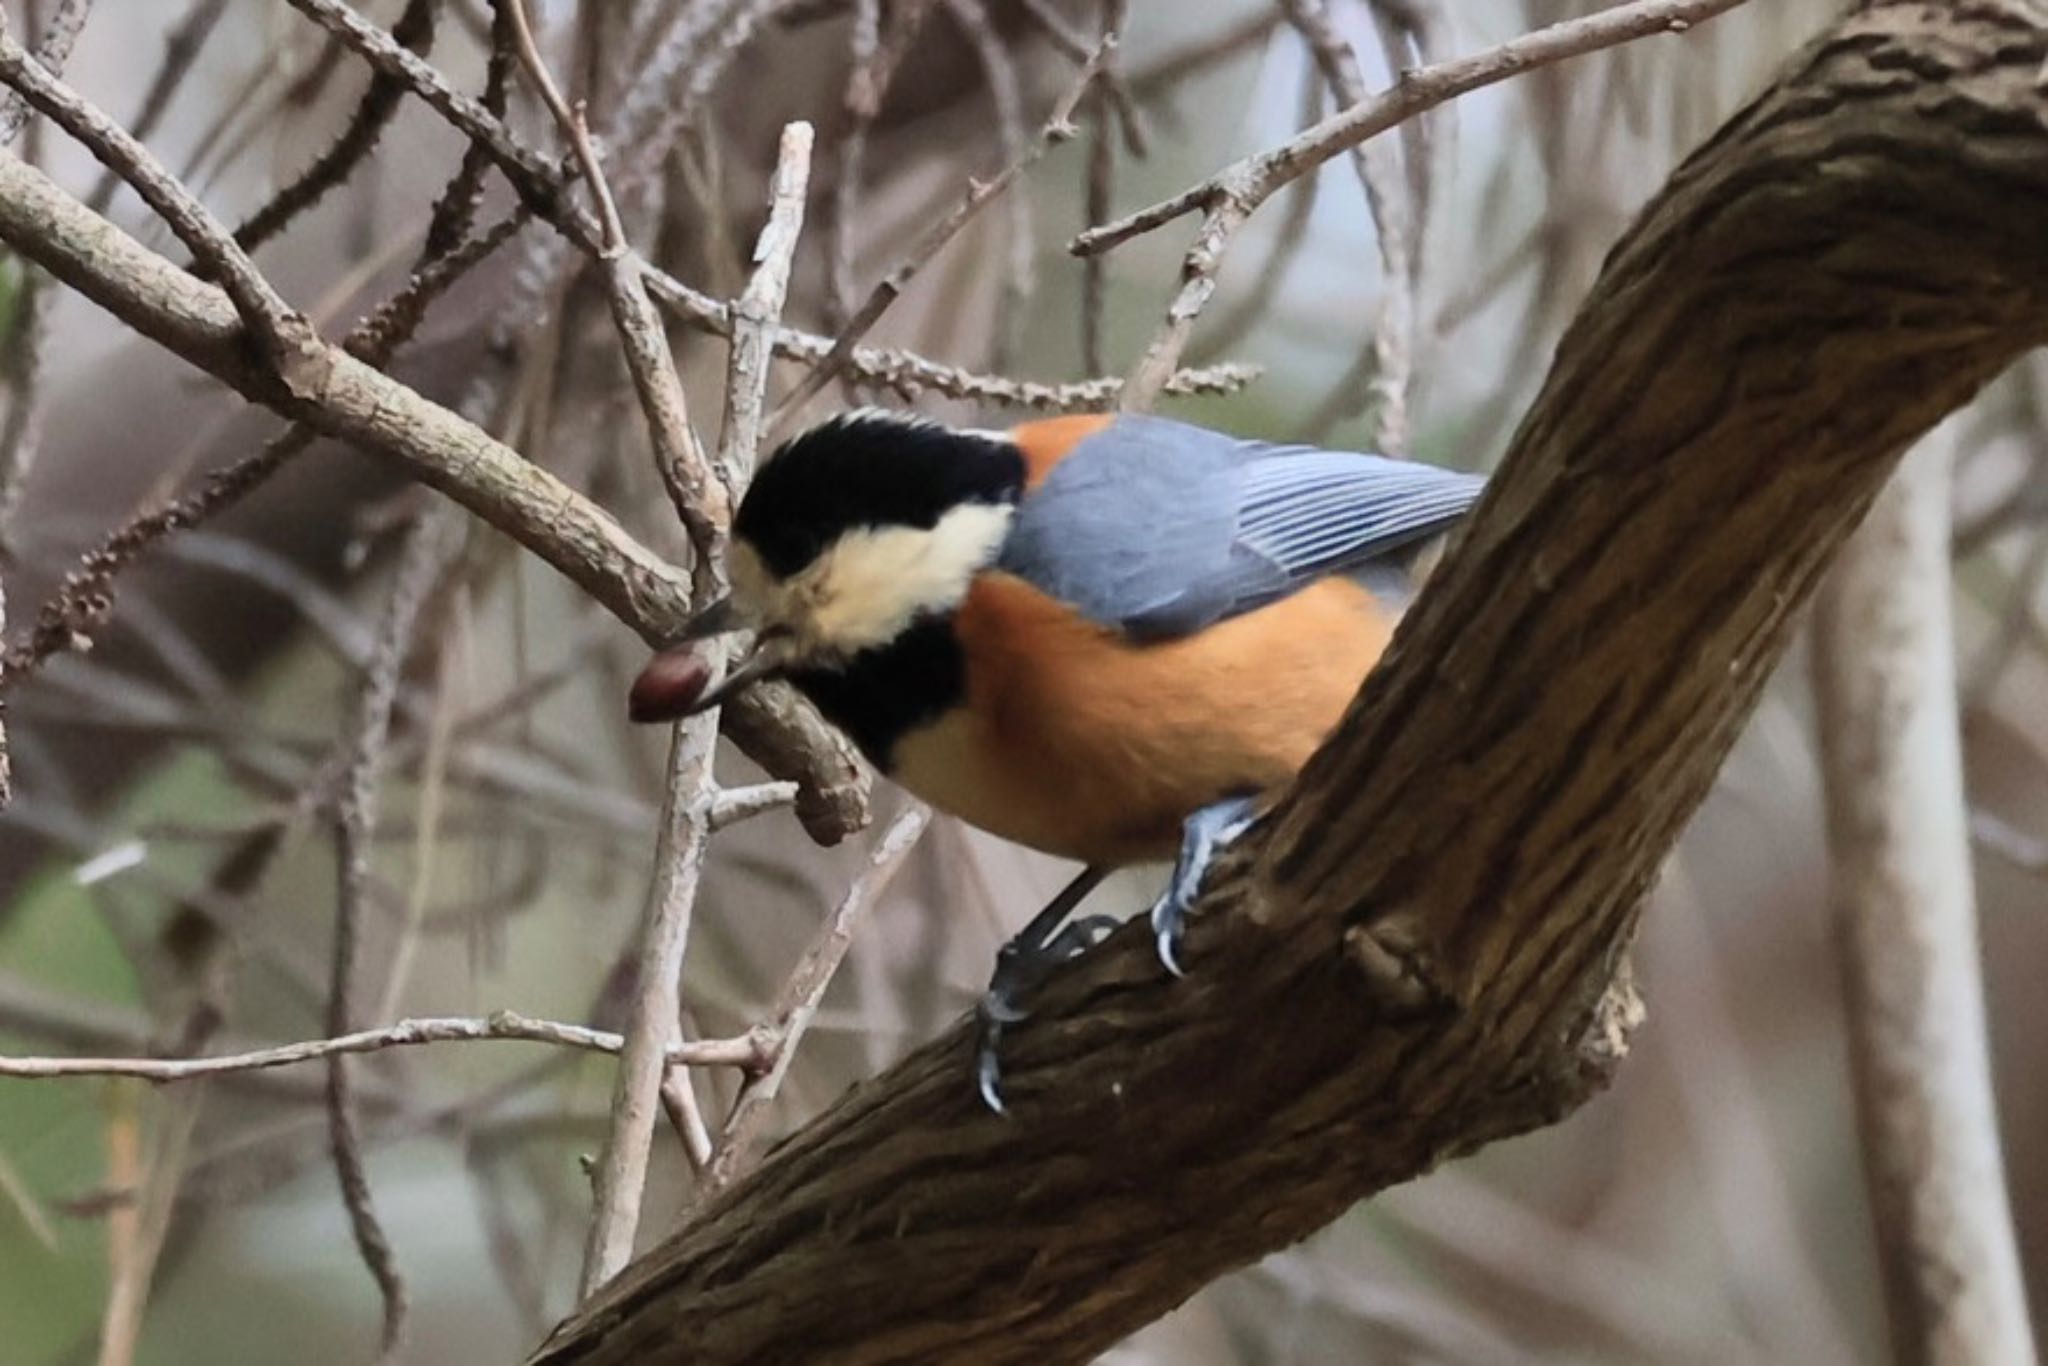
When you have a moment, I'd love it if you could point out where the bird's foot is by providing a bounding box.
[974,866,1111,1113]
[1148,794,1260,978]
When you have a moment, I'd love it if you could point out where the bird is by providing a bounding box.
[628,409,1486,1110]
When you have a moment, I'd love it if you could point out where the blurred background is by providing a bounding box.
[0,0,2043,1361]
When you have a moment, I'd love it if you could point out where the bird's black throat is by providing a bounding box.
[786,614,966,771]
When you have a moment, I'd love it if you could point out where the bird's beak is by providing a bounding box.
[628,598,786,723]
[680,595,738,640]
[683,648,784,715]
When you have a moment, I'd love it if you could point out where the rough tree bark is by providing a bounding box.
[1815,428,2039,1365]
[530,3,2048,1361]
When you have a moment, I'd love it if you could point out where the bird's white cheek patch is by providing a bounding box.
[735,503,1013,659]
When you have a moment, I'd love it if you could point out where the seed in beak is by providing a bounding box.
[628,646,712,723]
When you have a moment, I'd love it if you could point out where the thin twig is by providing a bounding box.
[1017,0,1145,153]
[702,804,929,1193]
[83,0,231,214]
[718,122,813,483]
[328,515,462,1364]
[0,0,89,145]
[771,38,1117,428]
[0,18,325,388]
[422,0,517,258]
[578,715,720,1298]
[1078,0,1750,257]
[507,0,728,551]
[233,0,437,253]
[0,1012,766,1082]
[645,266,1258,408]
[659,1023,717,1172]
[943,0,1034,372]
[1277,0,1416,451]
[1094,0,1749,411]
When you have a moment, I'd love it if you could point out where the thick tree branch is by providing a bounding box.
[534,4,2048,1361]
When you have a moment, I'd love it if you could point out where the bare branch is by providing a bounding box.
[327,514,462,1362]
[232,0,437,253]
[1075,0,1751,259]
[1107,0,1751,412]
[702,803,930,1193]
[579,716,719,1299]
[0,0,88,145]
[0,18,326,389]
[0,1013,765,1082]
[771,37,1116,427]
[508,0,727,552]
[1812,428,2037,1363]
[719,122,813,484]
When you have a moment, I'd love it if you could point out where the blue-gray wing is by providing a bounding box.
[996,415,1484,639]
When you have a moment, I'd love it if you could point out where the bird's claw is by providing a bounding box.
[973,799,1255,1112]
[973,867,1110,1114]
[975,1017,1011,1114]
[1145,794,1260,977]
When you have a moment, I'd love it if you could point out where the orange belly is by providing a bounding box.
[889,572,1396,865]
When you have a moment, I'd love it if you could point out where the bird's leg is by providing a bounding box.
[975,863,1111,1113]
[1150,794,1261,977]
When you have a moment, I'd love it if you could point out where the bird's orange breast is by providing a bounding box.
[888,572,1396,865]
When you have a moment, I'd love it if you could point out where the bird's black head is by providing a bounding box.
[734,411,1025,576]
[722,411,1027,666]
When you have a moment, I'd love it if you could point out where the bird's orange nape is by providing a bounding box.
[1008,413,1115,489]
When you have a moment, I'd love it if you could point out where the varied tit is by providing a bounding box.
[630,410,1486,1109]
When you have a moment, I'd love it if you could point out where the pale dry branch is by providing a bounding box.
[702,802,930,1194]
[0,1015,766,1084]
[580,111,817,1298]
[82,0,232,215]
[578,716,719,1299]
[1276,0,1417,450]
[1812,429,2037,1364]
[771,36,1118,427]
[0,18,323,386]
[0,145,869,842]
[1096,0,1754,410]
[718,122,813,482]
[508,0,727,553]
